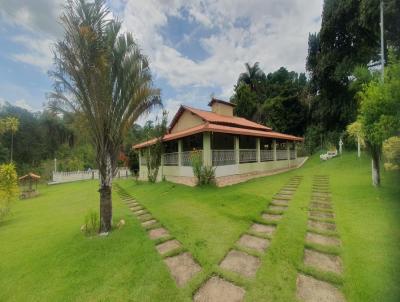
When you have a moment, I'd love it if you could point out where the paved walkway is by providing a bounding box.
[296,175,346,302]
[114,185,202,288]
[193,176,304,302]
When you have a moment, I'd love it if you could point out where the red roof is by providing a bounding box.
[19,173,41,181]
[133,103,303,149]
[169,105,271,132]
[133,122,302,149]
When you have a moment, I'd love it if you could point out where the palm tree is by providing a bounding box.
[237,62,266,91]
[49,0,161,232]
[6,117,19,163]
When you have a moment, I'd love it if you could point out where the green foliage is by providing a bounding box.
[347,121,365,147]
[306,0,400,139]
[232,66,307,136]
[356,53,400,185]
[383,136,400,171]
[0,104,76,174]
[56,143,96,171]
[49,0,161,185]
[190,150,202,182]
[357,55,400,149]
[190,150,215,185]
[83,209,99,235]
[146,112,168,183]
[0,163,18,220]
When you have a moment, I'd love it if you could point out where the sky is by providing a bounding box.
[0,0,323,122]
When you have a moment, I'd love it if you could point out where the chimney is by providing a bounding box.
[208,98,236,116]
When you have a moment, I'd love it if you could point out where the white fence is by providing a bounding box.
[52,168,131,184]
[260,150,274,161]
[212,150,236,166]
[163,152,179,166]
[239,149,257,163]
[181,150,203,166]
[276,149,288,160]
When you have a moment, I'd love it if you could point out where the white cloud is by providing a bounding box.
[14,98,35,111]
[0,0,63,36]
[0,0,323,112]
[0,0,62,73]
[0,96,39,112]
[11,35,54,72]
[121,0,323,98]
[136,88,210,126]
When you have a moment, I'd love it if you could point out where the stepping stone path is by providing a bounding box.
[114,185,202,288]
[194,176,303,301]
[296,175,346,302]
[193,276,245,302]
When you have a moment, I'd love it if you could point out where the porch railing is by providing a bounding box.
[276,149,288,160]
[163,152,179,166]
[239,149,257,163]
[181,150,202,166]
[290,150,296,159]
[212,150,236,166]
[260,150,274,161]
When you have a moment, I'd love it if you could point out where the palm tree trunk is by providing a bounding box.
[99,153,113,232]
[10,132,13,163]
[371,150,380,186]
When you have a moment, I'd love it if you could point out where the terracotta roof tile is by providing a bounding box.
[169,105,271,132]
[133,123,302,149]
[184,106,271,131]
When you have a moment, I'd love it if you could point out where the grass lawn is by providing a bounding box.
[0,152,399,301]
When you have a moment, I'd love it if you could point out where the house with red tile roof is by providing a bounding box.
[133,98,307,186]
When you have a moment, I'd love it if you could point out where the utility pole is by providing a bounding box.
[380,0,385,82]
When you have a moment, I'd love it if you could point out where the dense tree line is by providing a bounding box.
[231,0,400,153]
[231,64,308,137]
[305,0,400,149]
[0,103,154,179]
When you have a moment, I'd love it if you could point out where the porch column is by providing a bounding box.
[287,141,290,160]
[234,136,240,164]
[160,150,164,177]
[273,140,277,161]
[178,139,182,166]
[256,138,261,163]
[203,132,212,166]
[294,143,297,159]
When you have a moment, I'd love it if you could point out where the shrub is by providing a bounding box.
[383,136,400,171]
[0,163,18,221]
[199,165,216,185]
[190,150,215,185]
[83,210,99,235]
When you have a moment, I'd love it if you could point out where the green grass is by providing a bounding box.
[0,152,399,301]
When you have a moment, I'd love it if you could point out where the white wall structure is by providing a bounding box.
[138,133,307,187]
[51,168,131,184]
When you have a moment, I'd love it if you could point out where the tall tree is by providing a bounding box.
[306,0,400,136]
[356,54,400,186]
[6,117,19,163]
[237,62,266,92]
[232,66,307,136]
[49,0,161,232]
